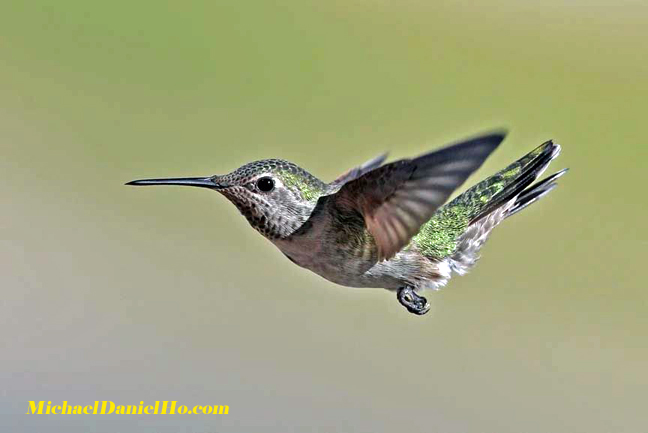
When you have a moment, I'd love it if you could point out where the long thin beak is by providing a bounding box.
[125,176,226,189]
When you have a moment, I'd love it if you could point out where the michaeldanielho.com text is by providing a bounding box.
[26,401,229,415]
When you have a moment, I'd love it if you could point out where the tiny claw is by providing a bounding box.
[397,286,430,315]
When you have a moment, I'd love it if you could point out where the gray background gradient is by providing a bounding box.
[1,1,646,432]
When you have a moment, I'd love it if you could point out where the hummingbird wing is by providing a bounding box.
[330,152,389,188]
[331,132,506,260]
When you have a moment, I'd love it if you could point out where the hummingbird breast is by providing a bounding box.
[273,206,449,291]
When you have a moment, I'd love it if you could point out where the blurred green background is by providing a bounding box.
[1,1,646,432]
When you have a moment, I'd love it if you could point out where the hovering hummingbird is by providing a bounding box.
[127,131,566,315]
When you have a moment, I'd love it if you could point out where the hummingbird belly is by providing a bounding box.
[275,234,446,290]
[273,204,451,291]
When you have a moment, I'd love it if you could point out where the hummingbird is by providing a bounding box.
[127,131,566,315]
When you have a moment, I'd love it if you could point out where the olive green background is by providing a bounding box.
[1,1,645,432]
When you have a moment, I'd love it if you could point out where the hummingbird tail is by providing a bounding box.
[438,140,567,275]
[467,139,565,223]
[505,167,568,217]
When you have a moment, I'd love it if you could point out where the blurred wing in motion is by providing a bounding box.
[330,152,389,188]
[331,132,506,260]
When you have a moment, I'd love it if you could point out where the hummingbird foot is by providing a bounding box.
[397,286,430,315]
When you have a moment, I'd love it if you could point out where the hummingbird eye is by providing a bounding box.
[256,176,275,193]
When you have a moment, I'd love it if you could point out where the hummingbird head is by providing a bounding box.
[127,159,328,239]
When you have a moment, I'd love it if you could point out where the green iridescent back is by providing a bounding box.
[412,141,552,260]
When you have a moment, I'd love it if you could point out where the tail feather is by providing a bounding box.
[467,140,563,223]
[414,139,566,264]
[507,168,568,217]
[444,140,566,272]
